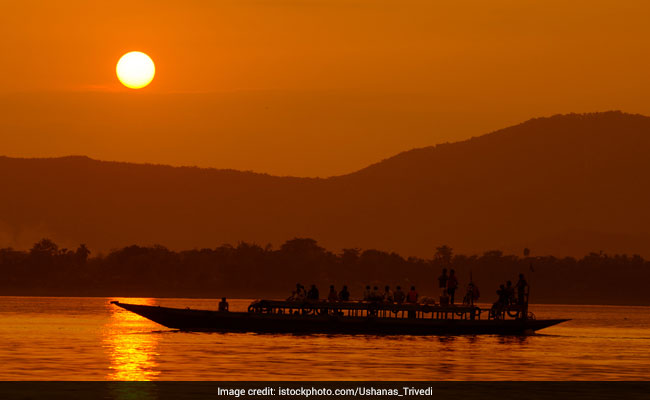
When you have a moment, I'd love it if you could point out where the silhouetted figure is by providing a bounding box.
[307,284,319,300]
[290,283,306,301]
[370,286,381,301]
[516,274,528,305]
[463,282,480,305]
[406,286,419,318]
[491,284,508,318]
[328,285,338,302]
[447,269,459,304]
[218,297,229,312]
[363,285,371,301]
[438,268,448,294]
[497,284,509,305]
[383,285,393,302]
[393,286,405,303]
[339,285,350,301]
[407,286,419,303]
[505,280,515,305]
[439,288,450,306]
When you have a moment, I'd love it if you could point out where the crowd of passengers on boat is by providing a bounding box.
[285,268,529,310]
[215,268,530,318]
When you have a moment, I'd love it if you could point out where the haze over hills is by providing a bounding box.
[2,111,650,258]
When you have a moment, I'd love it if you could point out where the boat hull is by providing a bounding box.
[111,302,568,335]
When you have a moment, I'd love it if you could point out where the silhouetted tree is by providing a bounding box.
[434,245,453,266]
[0,238,649,304]
[30,239,58,257]
[75,244,91,264]
[341,248,360,265]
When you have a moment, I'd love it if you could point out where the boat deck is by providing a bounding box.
[247,299,529,321]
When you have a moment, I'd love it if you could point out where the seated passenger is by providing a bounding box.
[218,297,229,312]
[289,283,306,301]
[383,285,394,302]
[491,284,508,315]
[393,286,405,303]
[370,286,381,301]
[307,284,319,300]
[328,285,338,302]
[463,282,480,305]
[339,285,350,301]
[363,285,371,301]
[407,286,419,303]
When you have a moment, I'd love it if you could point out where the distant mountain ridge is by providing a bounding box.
[2,111,650,257]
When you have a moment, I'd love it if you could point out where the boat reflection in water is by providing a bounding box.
[103,298,161,381]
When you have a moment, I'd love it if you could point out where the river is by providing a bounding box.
[0,297,648,380]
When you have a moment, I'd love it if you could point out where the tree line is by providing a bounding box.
[1,238,648,305]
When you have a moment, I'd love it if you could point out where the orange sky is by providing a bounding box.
[1,0,649,177]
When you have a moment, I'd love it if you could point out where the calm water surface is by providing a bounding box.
[0,297,648,380]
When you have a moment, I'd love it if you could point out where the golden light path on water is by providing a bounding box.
[103,298,160,381]
[96,299,650,381]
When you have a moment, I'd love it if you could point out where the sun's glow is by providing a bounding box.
[116,51,155,89]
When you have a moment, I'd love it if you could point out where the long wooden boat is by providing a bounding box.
[111,299,568,335]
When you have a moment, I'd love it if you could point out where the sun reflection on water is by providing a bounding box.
[103,298,161,381]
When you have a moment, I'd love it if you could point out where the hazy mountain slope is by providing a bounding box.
[2,111,650,257]
[330,111,650,256]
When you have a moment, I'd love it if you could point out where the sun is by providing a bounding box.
[116,51,155,89]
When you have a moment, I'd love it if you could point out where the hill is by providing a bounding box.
[2,111,650,258]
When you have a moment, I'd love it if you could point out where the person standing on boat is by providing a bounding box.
[505,280,515,305]
[439,289,450,306]
[393,286,405,303]
[328,285,339,302]
[407,286,419,303]
[307,284,319,300]
[383,285,394,302]
[516,274,528,305]
[218,297,229,312]
[447,269,459,304]
[339,285,350,301]
[438,268,448,295]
